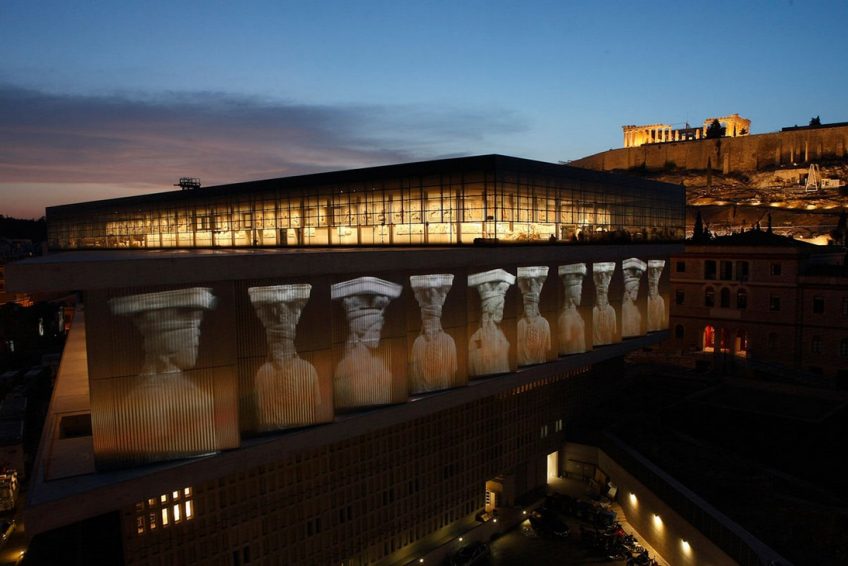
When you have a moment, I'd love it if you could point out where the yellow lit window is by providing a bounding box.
[162,508,169,526]
[173,504,181,523]
[185,500,194,519]
[172,490,180,500]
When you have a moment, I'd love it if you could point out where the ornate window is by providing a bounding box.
[704,260,717,280]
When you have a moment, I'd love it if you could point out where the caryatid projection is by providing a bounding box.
[409,274,457,393]
[621,258,647,338]
[592,262,617,346]
[516,266,551,366]
[558,263,587,355]
[647,260,666,332]
[332,277,402,408]
[248,284,319,431]
[468,268,515,376]
[108,287,218,460]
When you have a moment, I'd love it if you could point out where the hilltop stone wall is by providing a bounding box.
[573,125,848,174]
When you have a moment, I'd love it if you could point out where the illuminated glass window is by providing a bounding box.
[735,330,748,357]
[703,325,715,352]
[136,486,194,536]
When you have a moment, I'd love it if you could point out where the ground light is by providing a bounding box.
[681,539,692,555]
[653,513,663,527]
[629,492,638,506]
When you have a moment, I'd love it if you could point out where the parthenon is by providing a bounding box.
[623,113,750,148]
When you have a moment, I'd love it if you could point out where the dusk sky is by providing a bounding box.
[2,0,846,218]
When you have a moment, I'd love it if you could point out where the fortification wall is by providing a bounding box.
[573,125,848,174]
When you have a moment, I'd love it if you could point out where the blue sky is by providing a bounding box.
[1,0,846,217]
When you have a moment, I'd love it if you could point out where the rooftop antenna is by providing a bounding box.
[175,177,201,190]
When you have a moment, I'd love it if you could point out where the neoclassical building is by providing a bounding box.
[8,155,685,565]
[665,230,848,385]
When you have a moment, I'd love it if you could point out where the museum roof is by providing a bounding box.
[46,154,683,214]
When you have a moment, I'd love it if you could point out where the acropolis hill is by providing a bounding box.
[571,117,848,242]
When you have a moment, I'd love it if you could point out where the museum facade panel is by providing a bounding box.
[75,247,671,468]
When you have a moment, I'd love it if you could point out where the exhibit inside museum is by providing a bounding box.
[7,155,684,565]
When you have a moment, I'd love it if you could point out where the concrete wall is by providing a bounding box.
[597,448,735,566]
[573,125,848,174]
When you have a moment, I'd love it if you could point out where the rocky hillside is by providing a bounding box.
[630,163,848,242]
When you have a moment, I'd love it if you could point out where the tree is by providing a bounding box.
[830,211,848,246]
[705,119,723,139]
[693,210,704,242]
[809,115,822,127]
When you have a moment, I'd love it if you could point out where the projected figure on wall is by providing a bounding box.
[621,258,646,338]
[409,274,457,392]
[108,287,218,460]
[248,284,319,430]
[558,263,587,355]
[592,262,617,346]
[516,266,550,366]
[332,277,402,408]
[647,260,666,332]
[468,269,515,376]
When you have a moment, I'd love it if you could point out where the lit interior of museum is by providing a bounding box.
[45,156,684,249]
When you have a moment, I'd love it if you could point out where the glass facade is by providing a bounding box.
[46,155,684,250]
